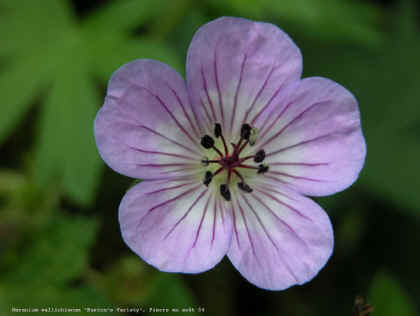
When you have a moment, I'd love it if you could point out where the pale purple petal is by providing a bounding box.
[254,77,366,196]
[94,59,203,179]
[227,185,333,290]
[186,17,302,138]
[119,180,233,273]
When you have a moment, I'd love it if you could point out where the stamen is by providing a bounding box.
[236,164,258,170]
[249,127,258,146]
[254,150,265,163]
[227,169,232,185]
[213,167,224,177]
[203,171,213,186]
[232,169,245,182]
[207,159,221,164]
[201,156,209,166]
[240,124,252,140]
[214,123,222,138]
[201,134,223,157]
[214,123,228,155]
[238,182,253,193]
[201,135,214,149]
[237,139,249,155]
[257,164,269,174]
[220,184,231,201]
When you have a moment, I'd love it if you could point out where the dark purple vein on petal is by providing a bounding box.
[266,132,339,157]
[164,82,201,138]
[201,67,218,123]
[250,77,288,126]
[254,188,313,222]
[133,184,201,243]
[269,171,326,183]
[231,201,241,249]
[250,193,310,250]
[259,100,328,149]
[257,91,310,141]
[262,174,291,185]
[270,162,329,167]
[136,163,195,168]
[160,171,198,178]
[137,165,198,176]
[124,80,199,147]
[163,188,208,240]
[108,102,201,156]
[192,193,212,248]
[257,185,299,202]
[258,99,295,141]
[159,167,199,175]
[236,197,258,260]
[139,174,196,182]
[127,145,197,161]
[218,198,225,225]
[211,194,217,247]
[230,54,247,131]
[213,49,226,130]
[240,194,299,283]
[146,182,196,195]
[242,66,276,125]
[138,125,202,156]
[182,193,212,266]
[200,99,213,127]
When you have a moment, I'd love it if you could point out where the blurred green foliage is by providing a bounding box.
[1,0,420,315]
[369,271,417,316]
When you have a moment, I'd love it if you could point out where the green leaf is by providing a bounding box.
[87,35,183,81]
[2,0,186,206]
[0,212,114,313]
[210,0,383,45]
[6,214,98,286]
[0,284,113,313]
[361,133,420,218]
[84,0,168,32]
[369,271,418,316]
[374,0,420,132]
[147,274,199,315]
[0,0,72,57]
[0,55,51,144]
[33,37,102,205]
[89,256,156,306]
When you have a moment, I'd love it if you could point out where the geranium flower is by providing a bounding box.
[94,17,366,290]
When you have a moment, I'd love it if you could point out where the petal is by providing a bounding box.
[186,17,302,138]
[227,185,333,290]
[94,59,204,179]
[119,180,233,273]
[254,77,366,196]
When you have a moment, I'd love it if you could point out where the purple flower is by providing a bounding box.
[94,17,366,290]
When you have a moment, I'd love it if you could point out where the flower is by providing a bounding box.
[94,17,366,290]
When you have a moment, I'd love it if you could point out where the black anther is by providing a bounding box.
[257,164,269,174]
[214,123,222,138]
[201,135,215,149]
[203,171,213,186]
[238,182,253,193]
[240,124,252,140]
[220,184,231,201]
[254,150,266,163]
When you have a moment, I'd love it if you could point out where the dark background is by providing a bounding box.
[1,0,419,315]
